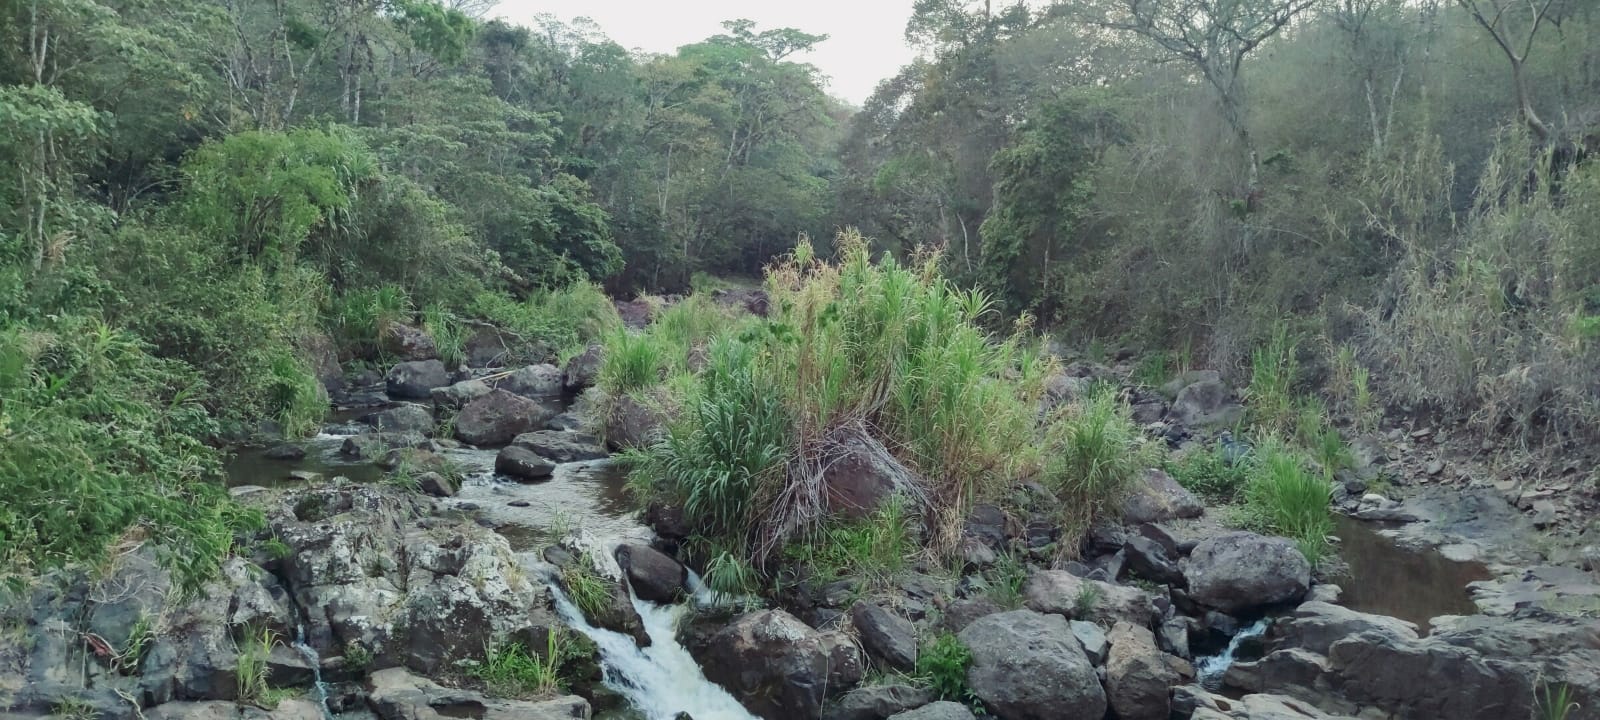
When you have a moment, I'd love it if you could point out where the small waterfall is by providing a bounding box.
[545,577,758,720]
[292,624,334,720]
[1194,618,1270,690]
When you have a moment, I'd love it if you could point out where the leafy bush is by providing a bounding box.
[916,633,974,703]
[1241,441,1333,564]
[469,283,621,363]
[0,318,261,593]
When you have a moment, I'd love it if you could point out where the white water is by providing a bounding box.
[1194,618,1271,690]
[545,576,758,720]
[292,624,334,720]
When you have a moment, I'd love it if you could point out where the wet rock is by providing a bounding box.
[1023,570,1158,628]
[510,430,608,463]
[578,579,650,648]
[361,404,436,436]
[563,344,605,391]
[456,390,554,446]
[615,544,686,603]
[341,432,434,459]
[887,701,976,720]
[264,444,307,461]
[697,609,862,720]
[386,360,450,399]
[1106,621,1178,720]
[1170,379,1244,429]
[850,603,917,672]
[430,379,492,413]
[1274,602,1417,655]
[826,684,936,720]
[1158,617,1191,659]
[643,500,691,541]
[381,321,438,361]
[959,609,1106,720]
[376,448,453,475]
[1184,532,1309,614]
[496,364,564,398]
[1070,620,1109,665]
[1121,469,1204,524]
[367,667,589,720]
[495,446,556,481]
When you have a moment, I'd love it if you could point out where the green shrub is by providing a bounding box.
[330,285,412,360]
[1043,386,1143,533]
[1164,444,1252,502]
[0,318,261,594]
[1242,442,1333,564]
[469,284,621,363]
[916,633,974,702]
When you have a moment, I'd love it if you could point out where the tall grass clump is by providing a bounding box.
[423,303,467,366]
[1247,323,1299,433]
[330,284,412,359]
[471,633,577,697]
[1241,441,1333,564]
[626,230,1103,572]
[784,497,915,586]
[1042,385,1144,536]
[598,328,668,394]
[469,283,621,363]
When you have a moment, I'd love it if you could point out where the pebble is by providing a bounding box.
[508,500,531,507]
[1425,460,1444,476]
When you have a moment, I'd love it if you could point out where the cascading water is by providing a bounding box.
[545,574,758,720]
[1194,618,1270,690]
[292,624,334,720]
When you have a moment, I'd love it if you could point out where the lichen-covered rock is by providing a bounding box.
[381,321,438,361]
[1122,469,1204,524]
[361,404,436,436]
[510,430,608,463]
[958,610,1106,720]
[496,364,564,398]
[826,684,936,720]
[563,344,605,391]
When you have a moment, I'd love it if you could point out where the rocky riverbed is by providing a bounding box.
[6,340,1600,720]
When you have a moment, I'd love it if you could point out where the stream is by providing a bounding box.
[1329,513,1490,631]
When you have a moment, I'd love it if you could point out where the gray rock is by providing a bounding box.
[940,596,1002,634]
[361,404,436,435]
[1160,370,1222,399]
[1123,533,1184,585]
[380,321,438,361]
[415,471,456,497]
[615,544,686,603]
[1275,602,1418,656]
[430,379,492,413]
[495,446,556,481]
[1122,469,1205,524]
[820,424,925,518]
[850,603,917,672]
[264,444,307,461]
[496,364,565,398]
[366,667,589,720]
[509,430,608,463]
[826,684,936,720]
[385,360,450,399]
[1170,379,1244,429]
[1184,532,1310,614]
[959,610,1106,720]
[455,390,553,446]
[603,392,667,450]
[887,701,976,720]
[341,432,434,459]
[1158,617,1191,659]
[697,609,863,720]
[1023,570,1157,628]
[1106,621,1178,720]
[563,344,605,391]
[463,326,518,368]
[1069,620,1109,665]
[1326,631,1533,719]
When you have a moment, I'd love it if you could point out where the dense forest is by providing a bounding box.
[2,0,1599,583]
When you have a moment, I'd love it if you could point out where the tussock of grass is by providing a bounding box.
[1043,385,1145,538]
[1240,440,1333,564]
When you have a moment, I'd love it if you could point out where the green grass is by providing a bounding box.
[267,350,326,438]
[330,284,412,360]
[784,497,914,587]
[984,551,1029,609]
[234,626,276,704]
[469,283,621,363]
[1072,581,1102,618]
[599,328,668,393]
[915,633,974,703]
[1536,680,1578,720]
[471,631,580,697]
[1133,352,1170,387]
[559,562,613,621]
[1043,385,1143,534]
[702,549,761,600]
[423,303,467,366]
[1164,443,1253,502]
[1247,323,1299,434]
[1241,441,1333,564]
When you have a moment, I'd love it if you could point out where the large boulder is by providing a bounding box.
[1325,631,1533,719]
[386,360,450,400]
[826,684,936,720]
[958,610,1106,720]
[1184,532,1310,614]
[603,393,668,450]
[463,326,518,368]
[850,603,917,672]
[381,321,438,361]
[361,404,436,436]
[698,609,863,720]
[1105,621,1179,720]
[1123,530,1185,586]
[341,432,434,459]
[455,390,554,446]
[615,544,686,603]
[430,379,492,414]
[888,702,976,720]
[563,344,605,391]
[495,446,556,481]
[510,431,608,463]
[496,364,564,398]
[1122,469,1204,524]
[300,332,344,395]
[1170,379,1244,429]
[367,667,589,720]
[821,423,924,518]
[1023,570,1158,628]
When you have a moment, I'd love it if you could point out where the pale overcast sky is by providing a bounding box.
[489,0,920,104]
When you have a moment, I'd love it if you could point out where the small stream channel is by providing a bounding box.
[1330,514,1490,631]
